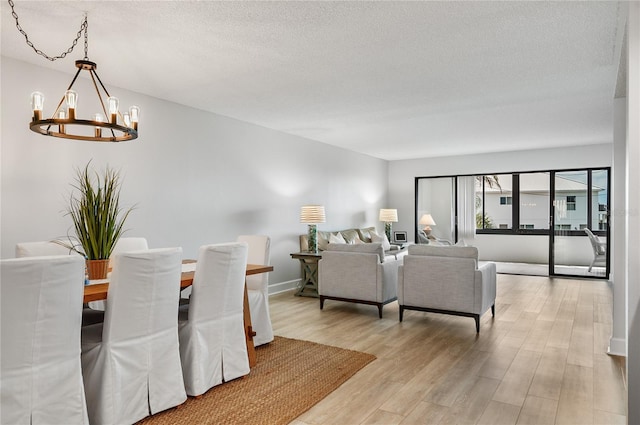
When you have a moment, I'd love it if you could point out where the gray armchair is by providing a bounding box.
[398,245,496,332]
[318,243,400,318]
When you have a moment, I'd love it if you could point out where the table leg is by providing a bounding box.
[243,283,257,367]
[295,258,319,297]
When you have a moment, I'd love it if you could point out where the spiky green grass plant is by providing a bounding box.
[65,162,134,260]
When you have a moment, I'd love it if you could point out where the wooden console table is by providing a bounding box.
[290,251,322,297]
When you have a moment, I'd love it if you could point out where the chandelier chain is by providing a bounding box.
[8,0,88,62]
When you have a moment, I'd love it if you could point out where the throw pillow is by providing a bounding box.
[352,237,365,245]
[371,232,391,251]
[329,233,347,244]
[357,226,377,242]
[341,229,361,244]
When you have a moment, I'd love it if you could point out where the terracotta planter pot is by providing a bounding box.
[86,259,109,280]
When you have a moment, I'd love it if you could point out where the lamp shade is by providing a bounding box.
[419,214,436,226]
[300,205,326,224]
[379,209,398,222]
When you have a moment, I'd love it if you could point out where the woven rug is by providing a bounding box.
[137,336,376,425]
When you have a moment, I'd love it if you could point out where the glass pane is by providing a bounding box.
[554,171,587,232]
[592,170,608,231]
[519,172,550,230]
[553,171,591,276]
[416,177,455,243]
[477,174,512,229]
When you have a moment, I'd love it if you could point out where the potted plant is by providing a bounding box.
[62,161,134,279]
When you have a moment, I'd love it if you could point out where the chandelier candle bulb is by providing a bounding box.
[65,90,78,120]
[58,110,66,134]
[123,112,131,127]
[129,106,140,130]
[31,92,44,121]
[93,113,104,138]
[108,97,119,124]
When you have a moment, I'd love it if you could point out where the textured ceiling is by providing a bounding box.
[1,1,626,160]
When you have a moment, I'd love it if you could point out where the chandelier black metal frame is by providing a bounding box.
[9,0,139,142]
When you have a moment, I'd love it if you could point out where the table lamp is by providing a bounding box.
[379,208,398,242]
[419,214,436,236]
[300,205,326,252]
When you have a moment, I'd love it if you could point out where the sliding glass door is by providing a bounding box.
[550,170,609,278]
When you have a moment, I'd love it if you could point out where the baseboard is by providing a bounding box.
[268,279,300,295]
[608,337,627,357]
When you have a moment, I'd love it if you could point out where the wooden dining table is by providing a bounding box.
[82,260,274,368]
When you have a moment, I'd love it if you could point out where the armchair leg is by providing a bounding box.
[491,304,495,316]
[474,315,480,333]
[320,296,325,310]
[377,304,383,319]
[399,306,404,322]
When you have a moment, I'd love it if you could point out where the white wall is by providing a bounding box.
[626,2,640,422]
[612,98,627,356]
[0,57,389,291]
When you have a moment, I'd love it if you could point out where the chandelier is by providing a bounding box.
[9,0,139,142]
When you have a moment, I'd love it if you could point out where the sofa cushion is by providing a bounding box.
[340,229,361,244]
[317,231,333,251]
[325,242,386,263]
[408,244,478,260]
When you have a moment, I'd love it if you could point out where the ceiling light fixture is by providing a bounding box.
[8,0,139,142]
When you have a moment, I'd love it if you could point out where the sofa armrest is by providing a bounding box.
[476,262,497,314]
[379,258,401,303]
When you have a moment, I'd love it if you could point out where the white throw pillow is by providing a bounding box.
[329,233,346,244]
[352,237,365,245]
[371,232,391,251]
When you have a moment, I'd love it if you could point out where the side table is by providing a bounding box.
[290,251,322,297]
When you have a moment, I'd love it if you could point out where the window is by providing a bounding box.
[519,172,550,230]
[475,174,512,230]
[420,168,609,238]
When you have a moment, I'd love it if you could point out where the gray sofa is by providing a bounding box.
[299,226,404,259]
[398,244,496,332]
[318,243,401,318]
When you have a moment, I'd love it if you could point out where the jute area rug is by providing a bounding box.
[138,336,376,425]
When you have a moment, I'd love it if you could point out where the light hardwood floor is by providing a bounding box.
[269,274,627,425]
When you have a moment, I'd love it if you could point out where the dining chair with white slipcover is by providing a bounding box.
[178,242,250,396]
[81,247,186,425]
[109,237,149,267]
[236,234,274,346]
[83,236,151,317]
[15,240,80,257]
[1,255,89,424]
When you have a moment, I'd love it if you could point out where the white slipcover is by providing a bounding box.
[178,242,249,396]
[109,237,149,267]
[237,235,274,346]
[15,240,80,257]
[81,248,186,425]
[1,255,89,424]
[86,236,150,314]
